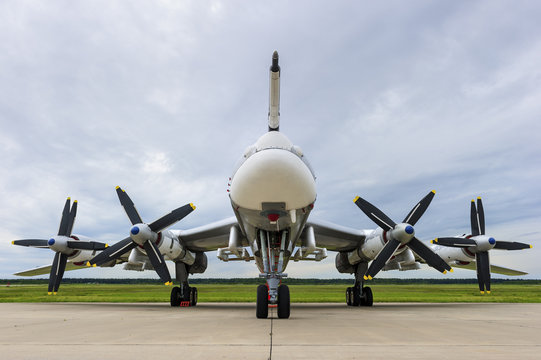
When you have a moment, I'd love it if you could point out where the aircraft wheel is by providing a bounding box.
[190,287,198,306]
[170,286,181,307]
[346,287,352,306]
[256,285,269,319]
[180,283,191,302]
[277,284,290,319]
[361,286,373,307]
[352,286,361,306]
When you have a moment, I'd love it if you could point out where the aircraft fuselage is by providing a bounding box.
[229,131,316,273]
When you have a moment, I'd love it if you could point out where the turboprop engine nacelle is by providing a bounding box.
[338,228,411,269]
[156,230,195,265]
[188,252,208,274]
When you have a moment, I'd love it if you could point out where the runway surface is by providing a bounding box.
[1,302,540,359]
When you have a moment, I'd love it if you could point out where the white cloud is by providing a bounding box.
[142,151,171,174]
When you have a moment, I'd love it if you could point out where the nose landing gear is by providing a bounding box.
[256,283,290,319]
[256,229,290,319]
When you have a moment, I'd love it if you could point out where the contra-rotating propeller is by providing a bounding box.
[88,186,195,285]
[432,197,532,294]
[12,198,108,294]
[354,190,452,280]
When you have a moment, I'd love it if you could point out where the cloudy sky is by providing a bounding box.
[1,0,540,281]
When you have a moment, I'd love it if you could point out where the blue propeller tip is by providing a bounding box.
[48,238,55,246]
[489,237,496,245]
[131,226,140,235]
[405,225,414,235]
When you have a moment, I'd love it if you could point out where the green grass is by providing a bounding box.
[1,283,540,303]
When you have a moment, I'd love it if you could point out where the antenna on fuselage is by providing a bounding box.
[268,51,280,132]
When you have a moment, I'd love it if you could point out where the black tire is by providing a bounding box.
[256,285,268,319]
[190,287,198,306]
[181,283,191,302]
[352,286,360,306]
[170,286,181,307]
[362,286,373,307]
[277,285,290,319]
[346,287,352,306]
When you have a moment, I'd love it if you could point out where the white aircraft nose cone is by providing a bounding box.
[230,149,316,211]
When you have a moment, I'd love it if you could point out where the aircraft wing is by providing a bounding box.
[14,261,90,277]
[452,261,528,276]
[176,217,245,252]
[304,219,367,252]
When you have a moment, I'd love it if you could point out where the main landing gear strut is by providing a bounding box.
[346,262,373,307]
[170,262,198,307]
[256,229,290,319]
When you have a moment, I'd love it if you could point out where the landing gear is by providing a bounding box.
[360,286,373,306]
[170,262,197,307]
[190,287,198,306]
[256,284,268,319]
[277,284,290,319]
[346,285,372,307]
[346,262,373,307]
[170,283,198,307]
[170,286,181,306]
[256,284,290,319]
[256,229,291,319]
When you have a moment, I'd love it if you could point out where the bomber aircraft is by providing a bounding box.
[12,51,531,318]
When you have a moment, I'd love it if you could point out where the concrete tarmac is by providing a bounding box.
[1,302,540,359]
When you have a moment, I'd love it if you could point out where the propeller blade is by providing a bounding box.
[364,238,401,280]
[12,239,49,248]
[408,237,452,273]
[493,241,532,250]
[432,237,477,247]
[65,200,77,236]
[402,190,436,226]
[470,199,480,236]
[57,198,72,236]
[148,203,196,233]
[116,186,143,225]
[353,196,396,231]
[475,251,491,293]
[48,252,68,294]
[67,241,108,251]
[143,240,172,284]
[88,237,135,266]
[476,197,485,235]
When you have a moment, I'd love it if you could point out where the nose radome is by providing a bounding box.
[230,149,316,211]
